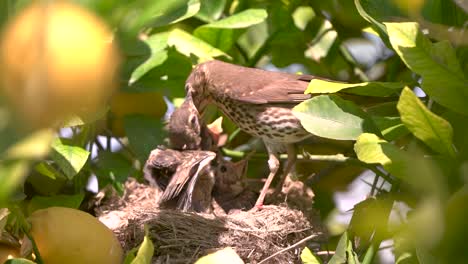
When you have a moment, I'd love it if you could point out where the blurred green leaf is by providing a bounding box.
[4,129,54,160]
[27,194,84,214]
[305,20,337,62]
[306,79,404,97]
[328,231,360,264]
[34,162,60,180]
[168,28,230,61]
[123,114,165,162]
[292,6,315,31]
[293,95,377,140]
[397,87,455,157]
[349,197,393,248]
[194,9,267,51]
[385,22,468,115]
[301,247,322,264]
[0,160,29,206]
[195,0,226,22]
[51,138,90,180]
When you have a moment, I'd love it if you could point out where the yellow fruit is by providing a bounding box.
[0,244,20,263]
[28,207,123,264]
[108,91,167,137]
[0,0,120,128]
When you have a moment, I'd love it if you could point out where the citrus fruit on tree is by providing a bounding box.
[108,91,167,137]
[0,0,120,128]
[28,206,123,264]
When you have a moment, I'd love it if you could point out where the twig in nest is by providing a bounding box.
[258,234,319,264]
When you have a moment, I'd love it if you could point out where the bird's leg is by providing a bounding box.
[273,144,296,196]
[254,148,280,209]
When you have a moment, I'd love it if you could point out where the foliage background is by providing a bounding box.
[0,0,467,263]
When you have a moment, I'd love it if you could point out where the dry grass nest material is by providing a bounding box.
[95,179,326,263]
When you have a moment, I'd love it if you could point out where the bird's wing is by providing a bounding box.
[232,78,312,104]
[160,151,216,203]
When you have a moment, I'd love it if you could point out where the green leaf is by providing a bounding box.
[292,6,315,31]
[301,247,322,264]
[27,194,85,214]
[328,232,360,264]
[194,9,267,51]
[129,32,170,84]
[0,160,29,206]
[293,95,377,140]
[125,226,154,264]
[144,0,200,28]
[354,133,409,179]
[94,151,134,194]
[397,87,455,157]
[51,138,90,180]
[5,129,54,160]
[123,114,166,162]
[195,0,226,22]
[195,247,243,264]
[34,162,60,180]
[385,22,468,115]
[371,116,409,141]
[306,79,404,97]
[168,28,230,61]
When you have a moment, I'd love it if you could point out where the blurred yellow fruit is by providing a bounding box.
[108,91,167,137]
[0,244,20,263]
[0,0,120,128]
[28,207,123,264]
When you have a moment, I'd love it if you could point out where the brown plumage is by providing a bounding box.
[184,60,319,209]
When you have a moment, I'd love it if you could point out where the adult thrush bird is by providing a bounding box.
[185,60,317,209]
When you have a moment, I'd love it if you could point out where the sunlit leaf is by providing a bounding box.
[293,95,377,140]
[51,138,90,180]
[301,247,322,264]
[129,32,170,84]
[306,79,404,97]
[385,22,468,115]
[292,6,315,31]
[194,9,267,51]
[124,226,154,264]
[168,28,230,61]
[397,87,455,157]
[195,247,244,264]
[354,133,408,179]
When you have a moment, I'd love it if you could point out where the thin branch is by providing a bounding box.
[258,234,318,264]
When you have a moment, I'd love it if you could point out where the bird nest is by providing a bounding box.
[95,179,327,263]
